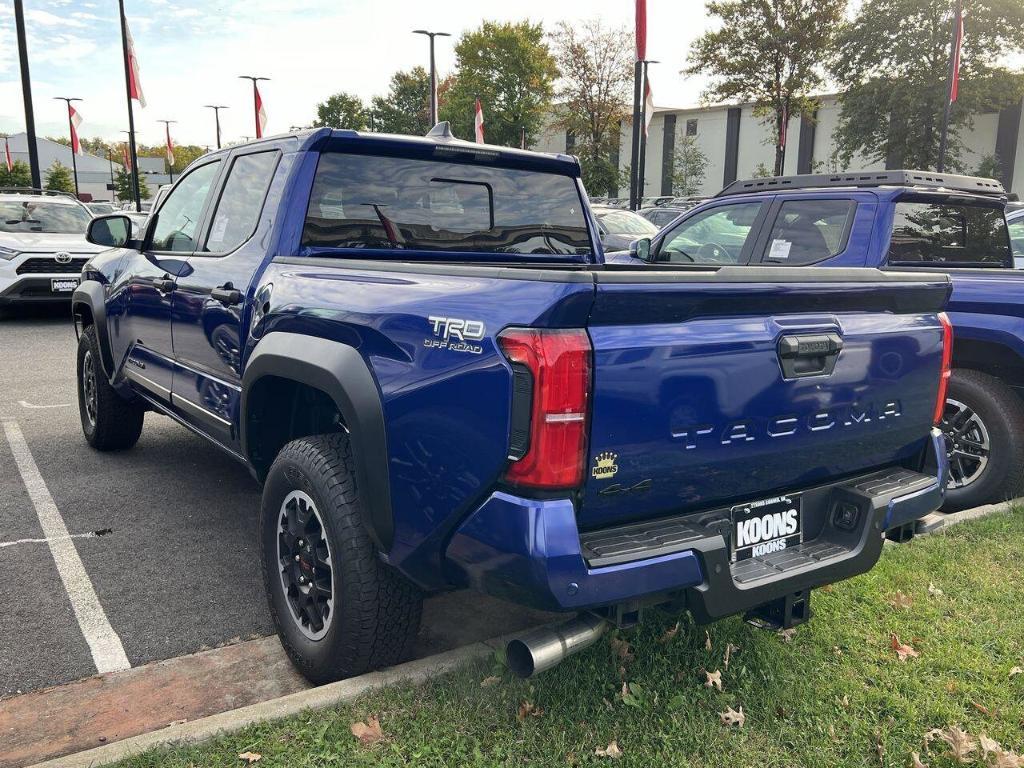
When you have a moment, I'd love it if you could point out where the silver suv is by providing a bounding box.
[0,189,105,314]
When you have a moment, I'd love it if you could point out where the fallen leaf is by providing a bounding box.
[889,592,914,609]
[972,701,995,717]
[238,752,262,764]
[517,700,544,721]
[595,741,623,759]
[705,630,712,651]
[1010,666,1023,678]
[704,669,723,691]
[890,633,920,662]
[719,705,745,727]
[778,628,797,643]
[350,715,384,746]
[480,676,500,687]
[601,697,613,711]
[928,582,944,597]
[659,621,680,644]
[840,694,850,709]
[723,642,739,669]
[609,635,634,664]
[924,727,945,748]
[937,726,977,764]
[980,734,1002,759]
[911,751,929,768]
[991,750,1024,768]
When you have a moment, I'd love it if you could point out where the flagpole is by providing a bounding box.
[158,119,177,183]
[239,76,270,139]
[937,0,962,173]
[54,97,82,198]
[118,0,142,211]
[13,0,41,189]
[629,62,643,210]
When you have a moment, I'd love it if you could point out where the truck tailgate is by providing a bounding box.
[580,267,950,529]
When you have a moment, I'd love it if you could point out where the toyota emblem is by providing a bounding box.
[55,252,73,265]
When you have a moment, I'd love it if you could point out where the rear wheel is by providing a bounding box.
[260,433,422,684]
[939,369,1024,511]
[77,325,145,451]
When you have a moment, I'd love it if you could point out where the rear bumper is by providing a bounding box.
[444,429,947,614]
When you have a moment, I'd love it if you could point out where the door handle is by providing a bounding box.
[777,333,843,378]
[211,285,243,306]
[153,276,175,293]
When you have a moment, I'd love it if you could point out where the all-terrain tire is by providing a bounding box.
[940,369,1024,512]
[77,325,145,451]
[260,433,423,684]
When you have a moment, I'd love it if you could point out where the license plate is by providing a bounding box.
[731,494,802,562]
[51,278,79,293]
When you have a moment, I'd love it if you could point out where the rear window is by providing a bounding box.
[302,153,590,255]
[888,201,1010,266]
[762,199,856,265]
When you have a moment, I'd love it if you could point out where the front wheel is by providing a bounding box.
[939,369,1024,512]
[77,325,145,451]
[260,433,423,684]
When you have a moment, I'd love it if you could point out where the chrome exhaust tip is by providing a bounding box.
[506,613,608,678]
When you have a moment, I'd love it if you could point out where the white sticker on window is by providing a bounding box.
[209,216,229,246]
[768,239,791,260]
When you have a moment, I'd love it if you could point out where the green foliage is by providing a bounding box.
[371,67,433,136]
[550,19,633,196]
[975,153,1002,180]
[114,167,150,202]
[137,144,207,174]
[830,0,1024,171]
[44,161,75,194]
[671,136,709,196]
[752,162,773,178]
[314,91,368,130]
[441,20,557,147]
[686,0,845,176]
[0,160,32,188]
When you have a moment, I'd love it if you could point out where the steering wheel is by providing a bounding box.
[696,242,732,263]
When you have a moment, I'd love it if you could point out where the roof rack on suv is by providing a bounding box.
[0,187,80,200]
[716,170,1006,198]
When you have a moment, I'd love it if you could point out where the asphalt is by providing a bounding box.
[0,307,553,698]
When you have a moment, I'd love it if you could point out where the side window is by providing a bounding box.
[658,202,762,264]
[1006,217,1024,265]
[761,199,856,265]
[888,201,1010,266]
[150,162,220,252]
[204,152,279,253]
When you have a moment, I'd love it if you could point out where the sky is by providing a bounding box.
[0,0,712,148]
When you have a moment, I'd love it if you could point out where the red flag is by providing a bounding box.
[779,103,788,148]
[165,124,175,167]
[4,137,12,172]
[125,21,146,108]
[255,84,267,138]
[643,79,654,137]
[122,143,132,173]
[474,98,485,144]
[949,4,964,103]
[69,105,83,156]
[635,0,647,61]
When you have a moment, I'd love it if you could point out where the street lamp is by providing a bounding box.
[238,75,270,138]
[53,96,82,197]
[412,29,450,126]
[203,105,228,149]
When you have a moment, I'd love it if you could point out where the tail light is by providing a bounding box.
[498,328,592,490]
[933,312,953,425]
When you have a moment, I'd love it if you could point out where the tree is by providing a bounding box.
[0,160,32,188]
[550,19,633,195]
[671,136,709,196]
[371,67,433,136]
[686,0,846,176]
[314,91,368,130]
[441,20,557,147]
[830,0,1024,171]
[114,167,150,202]
[137,143,206,173]
[44,161,75,195]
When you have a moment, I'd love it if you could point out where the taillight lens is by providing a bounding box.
[933,312,953,425]
[498,328,592,490]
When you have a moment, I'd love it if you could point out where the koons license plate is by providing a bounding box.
[51,278,79,293]
[731,494,802,562]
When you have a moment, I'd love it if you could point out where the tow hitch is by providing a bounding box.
[744,589,812,631]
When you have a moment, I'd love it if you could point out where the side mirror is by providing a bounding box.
[630,237,653,262]
[87,214,133,248]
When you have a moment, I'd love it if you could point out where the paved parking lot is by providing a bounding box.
[0,309,550,698]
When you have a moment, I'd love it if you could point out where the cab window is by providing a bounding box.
[657,202,762,264]
[761,199,856,265]
[887,201,1010,267]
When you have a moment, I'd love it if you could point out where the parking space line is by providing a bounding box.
[2,420,131,674]
[18,401,73,409]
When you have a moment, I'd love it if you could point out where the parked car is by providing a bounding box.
[641,195,675,207]
[74,130,949,684]
[0,188,106,315]
[87,202,117,216]
[1006,205,1024,268]
[592,205,658,250]
[638,205,689,228]
[609,169,1017,511]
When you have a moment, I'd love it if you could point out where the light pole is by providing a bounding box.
[14,0,41,189]
[238,75,270,138]
[204,105,228,149]
[53,96,83,197]
[157,119,177,183]
[412,29,450,127]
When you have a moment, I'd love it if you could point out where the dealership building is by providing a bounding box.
[534,94,1024,199]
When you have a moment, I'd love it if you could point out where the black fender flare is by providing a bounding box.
[241,332,393,552]
[71,281,115,379]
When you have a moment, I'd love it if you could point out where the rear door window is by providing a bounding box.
[204,151,279,254]
[302,153,590,256]
[656,202,763,265]
[1007,215,1024,267]
[760,199,856,265]
[887,201,1010,266]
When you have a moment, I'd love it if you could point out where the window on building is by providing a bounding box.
[761,199,857,265]
[887,201,1010,267]
[685,119,698,137]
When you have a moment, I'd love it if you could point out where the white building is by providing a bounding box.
[2,133,125,202]
[534,94,1024,199]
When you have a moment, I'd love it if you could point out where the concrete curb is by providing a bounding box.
[29,500,1020,768]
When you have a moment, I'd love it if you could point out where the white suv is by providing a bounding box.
[0,190,106,314]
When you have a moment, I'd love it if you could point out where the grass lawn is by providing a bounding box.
[119,510,1023,768]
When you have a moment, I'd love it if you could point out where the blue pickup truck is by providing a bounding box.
[611,171,1022,513]
[73,130,950,682]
